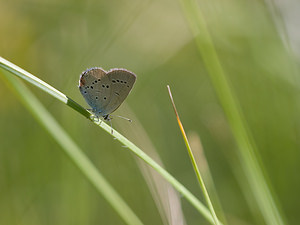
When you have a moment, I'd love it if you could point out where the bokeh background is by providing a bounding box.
[1,0,300,224]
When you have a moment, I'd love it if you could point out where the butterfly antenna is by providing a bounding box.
[111,115,132,122]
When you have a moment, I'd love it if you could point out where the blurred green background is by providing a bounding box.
[1,0,300,224]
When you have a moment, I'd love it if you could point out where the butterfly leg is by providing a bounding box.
[87,109,100,123]
[90,114,101,123]
[104,115,113,134]
[109,119,113,134]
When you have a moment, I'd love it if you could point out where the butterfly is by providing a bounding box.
[79,67,136,124]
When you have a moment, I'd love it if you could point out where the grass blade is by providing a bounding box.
[167,85,221,225]
[187,132,228,225]
[178,0,287,224]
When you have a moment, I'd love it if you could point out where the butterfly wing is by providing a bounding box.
[79,67,111,116]
[100,69,136,115]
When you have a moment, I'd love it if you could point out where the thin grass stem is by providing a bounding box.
[167,85,220,225]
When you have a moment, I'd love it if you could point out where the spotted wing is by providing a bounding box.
[79,67,111,116]
[100,68,136,116]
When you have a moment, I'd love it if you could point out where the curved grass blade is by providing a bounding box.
[0,56,218,224]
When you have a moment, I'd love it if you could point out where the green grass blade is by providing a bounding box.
[167,85,221,225]
[178,0,287,224]
[187,132,228,225]
[1,71,144,225]
[0,57,67,103]
[0,56,217,224]
[0,57,90,119]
